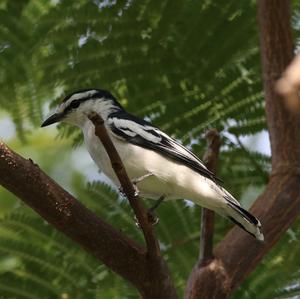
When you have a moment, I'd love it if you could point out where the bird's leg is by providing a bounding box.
[147,195,165,225]
[134,195,165,227]
[119,173,153,197]
[132,172,153,197]
[132,172,153,185]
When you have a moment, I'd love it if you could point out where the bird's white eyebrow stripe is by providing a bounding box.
[66,90,99,103]
[62,90,112,115]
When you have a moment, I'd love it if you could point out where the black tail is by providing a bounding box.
[226,201,264,241]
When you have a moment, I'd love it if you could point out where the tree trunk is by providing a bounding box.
[185,0,298,297]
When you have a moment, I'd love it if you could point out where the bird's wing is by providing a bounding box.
[108,112,222,184]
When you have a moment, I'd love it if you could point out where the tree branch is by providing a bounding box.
[0,140,178,298]
[199,209,215,265]
[0,141,146,287]
[186,1,300,298]
[87,112,160,259]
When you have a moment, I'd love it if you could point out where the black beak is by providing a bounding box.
[41,113,63,127]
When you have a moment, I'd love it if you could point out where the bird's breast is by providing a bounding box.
[83,122,118,182]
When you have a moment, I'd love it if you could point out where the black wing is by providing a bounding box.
[108,112,222,184]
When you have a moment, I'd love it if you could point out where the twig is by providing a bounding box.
[87,112,160,259]
[199,129,221,266]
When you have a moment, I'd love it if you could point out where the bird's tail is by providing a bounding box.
[224,201,264,241]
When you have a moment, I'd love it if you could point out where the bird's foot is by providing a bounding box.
[145,195,165,225]
[133,195,165,228]
[118,186,126,197]
[147,209,159,225]
[133,184,140,197]
[134,215,140,228]
[133,211,159,228]
[118,184,140,197]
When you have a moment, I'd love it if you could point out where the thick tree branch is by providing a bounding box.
[87,112,160,259]
[258,0,299,169]
[0,141,146,287]
[0,140,178,298]
[186,1,300,298]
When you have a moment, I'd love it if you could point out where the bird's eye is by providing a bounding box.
[70,100,80,109]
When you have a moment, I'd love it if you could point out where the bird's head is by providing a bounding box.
[41,89,123,128]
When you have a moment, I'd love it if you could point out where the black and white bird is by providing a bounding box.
[41,88,264,241]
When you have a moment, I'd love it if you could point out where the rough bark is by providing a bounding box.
[0,139,177,299]
[185,0,299,298]
[0,141,145,285]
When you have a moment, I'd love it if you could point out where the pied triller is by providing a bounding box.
[41,88,264,241]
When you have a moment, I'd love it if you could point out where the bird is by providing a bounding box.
[41,88,264,241]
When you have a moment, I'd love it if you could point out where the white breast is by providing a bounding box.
[83,121,120,184]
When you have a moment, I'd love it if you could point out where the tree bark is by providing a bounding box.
[0,141,178,299]
[185,0,299,298]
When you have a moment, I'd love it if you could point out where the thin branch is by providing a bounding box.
[199,129,221,266]
[199,209,215,265]
[87,112,160,259]
[198,208,215,267]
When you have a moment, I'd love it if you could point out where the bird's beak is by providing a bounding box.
[41,113,63,127]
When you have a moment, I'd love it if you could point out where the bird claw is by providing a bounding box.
[133,210,159,228]
[134,215,141,228]
[133,184,140,197]
[147,209,159,225]
[119,184,140,197]
[118,187,126,197]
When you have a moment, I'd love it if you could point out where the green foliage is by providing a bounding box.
[0,208,137,299]
[0,0,300,298]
